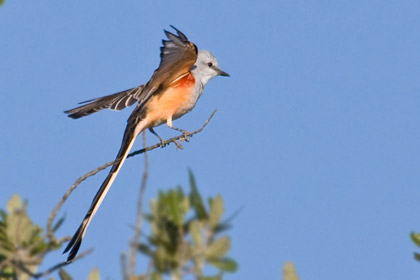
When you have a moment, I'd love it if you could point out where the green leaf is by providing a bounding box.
[6,194,23,214]
[200,275,222,280]
[0,209,7,222]
[209,196,224,229]
[6,195,39,248]
[138,243,153,256]
[0,0,4,7]
[189,221,203,248]
[151,272,163,280]
[208,257,238,272]
[213,222,231,234]
[143,213,154,222]
[411,232,420,247]
[58,268,73,280]
[283,261,299,280]
[189,170,207,220]
[167,189,184,226]
[150,199,158,216]
[414,252,420,262]
[53,214,66,232]
[205,236,231,259]
[88,267,100,280]
[176,185,185,198]
[0,232,6,242]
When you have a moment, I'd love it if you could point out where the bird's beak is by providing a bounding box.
[216,67,230,77]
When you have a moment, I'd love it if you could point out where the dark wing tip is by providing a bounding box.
[164,25,189,43]
[78,98,97,105]
[169,25,188,41]
[63,109,83,119]
[163,29,175,38]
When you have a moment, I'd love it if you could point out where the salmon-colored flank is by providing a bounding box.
[146,72,196,127]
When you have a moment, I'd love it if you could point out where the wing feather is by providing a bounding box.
[143,26,198,96]
[64,86,144,119]
[64,26,197,121]
[127,26,198,125]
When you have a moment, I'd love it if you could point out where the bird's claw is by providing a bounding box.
[179,132,192,142]
[159,140,168,148]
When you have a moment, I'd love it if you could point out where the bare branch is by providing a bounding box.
[121,252,129,280]
[129,132,149,276]
[11,248,93,279]
[46,110,217,248]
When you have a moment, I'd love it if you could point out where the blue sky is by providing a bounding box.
[1,0,420,279]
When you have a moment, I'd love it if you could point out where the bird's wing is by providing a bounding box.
[64,26,197,120]
[136,26,198,106]
[154,26,198,88]
[64,86,145,119]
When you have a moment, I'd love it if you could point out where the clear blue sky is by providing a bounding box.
[1,1,420,279]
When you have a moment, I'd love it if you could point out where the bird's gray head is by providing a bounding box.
[191,50,229,86]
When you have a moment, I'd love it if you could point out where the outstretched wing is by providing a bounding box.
[125,26,198,125]
[140,26,198,101]
[64,86,144,119]
[64,26,197,120]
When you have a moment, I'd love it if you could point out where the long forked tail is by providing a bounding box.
[63,119,147,262]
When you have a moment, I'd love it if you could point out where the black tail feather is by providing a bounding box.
[63,124,139,262]
[63,221,86,261]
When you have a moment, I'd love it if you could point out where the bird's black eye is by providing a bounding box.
[207,62,213,67]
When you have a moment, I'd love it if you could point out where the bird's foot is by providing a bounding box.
[170,126,192,142]
[159,140,168,148]
[180,133,191,142]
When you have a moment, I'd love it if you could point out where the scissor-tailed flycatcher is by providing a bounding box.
[63,26,229,261]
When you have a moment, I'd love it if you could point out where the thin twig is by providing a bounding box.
[121,252,129,280]
[46,110,216,248]
[12,248,93,279]
[128,132,149,276]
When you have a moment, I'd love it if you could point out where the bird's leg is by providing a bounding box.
[149,128,166,147]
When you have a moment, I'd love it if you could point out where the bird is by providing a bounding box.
[62,26,229,262]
